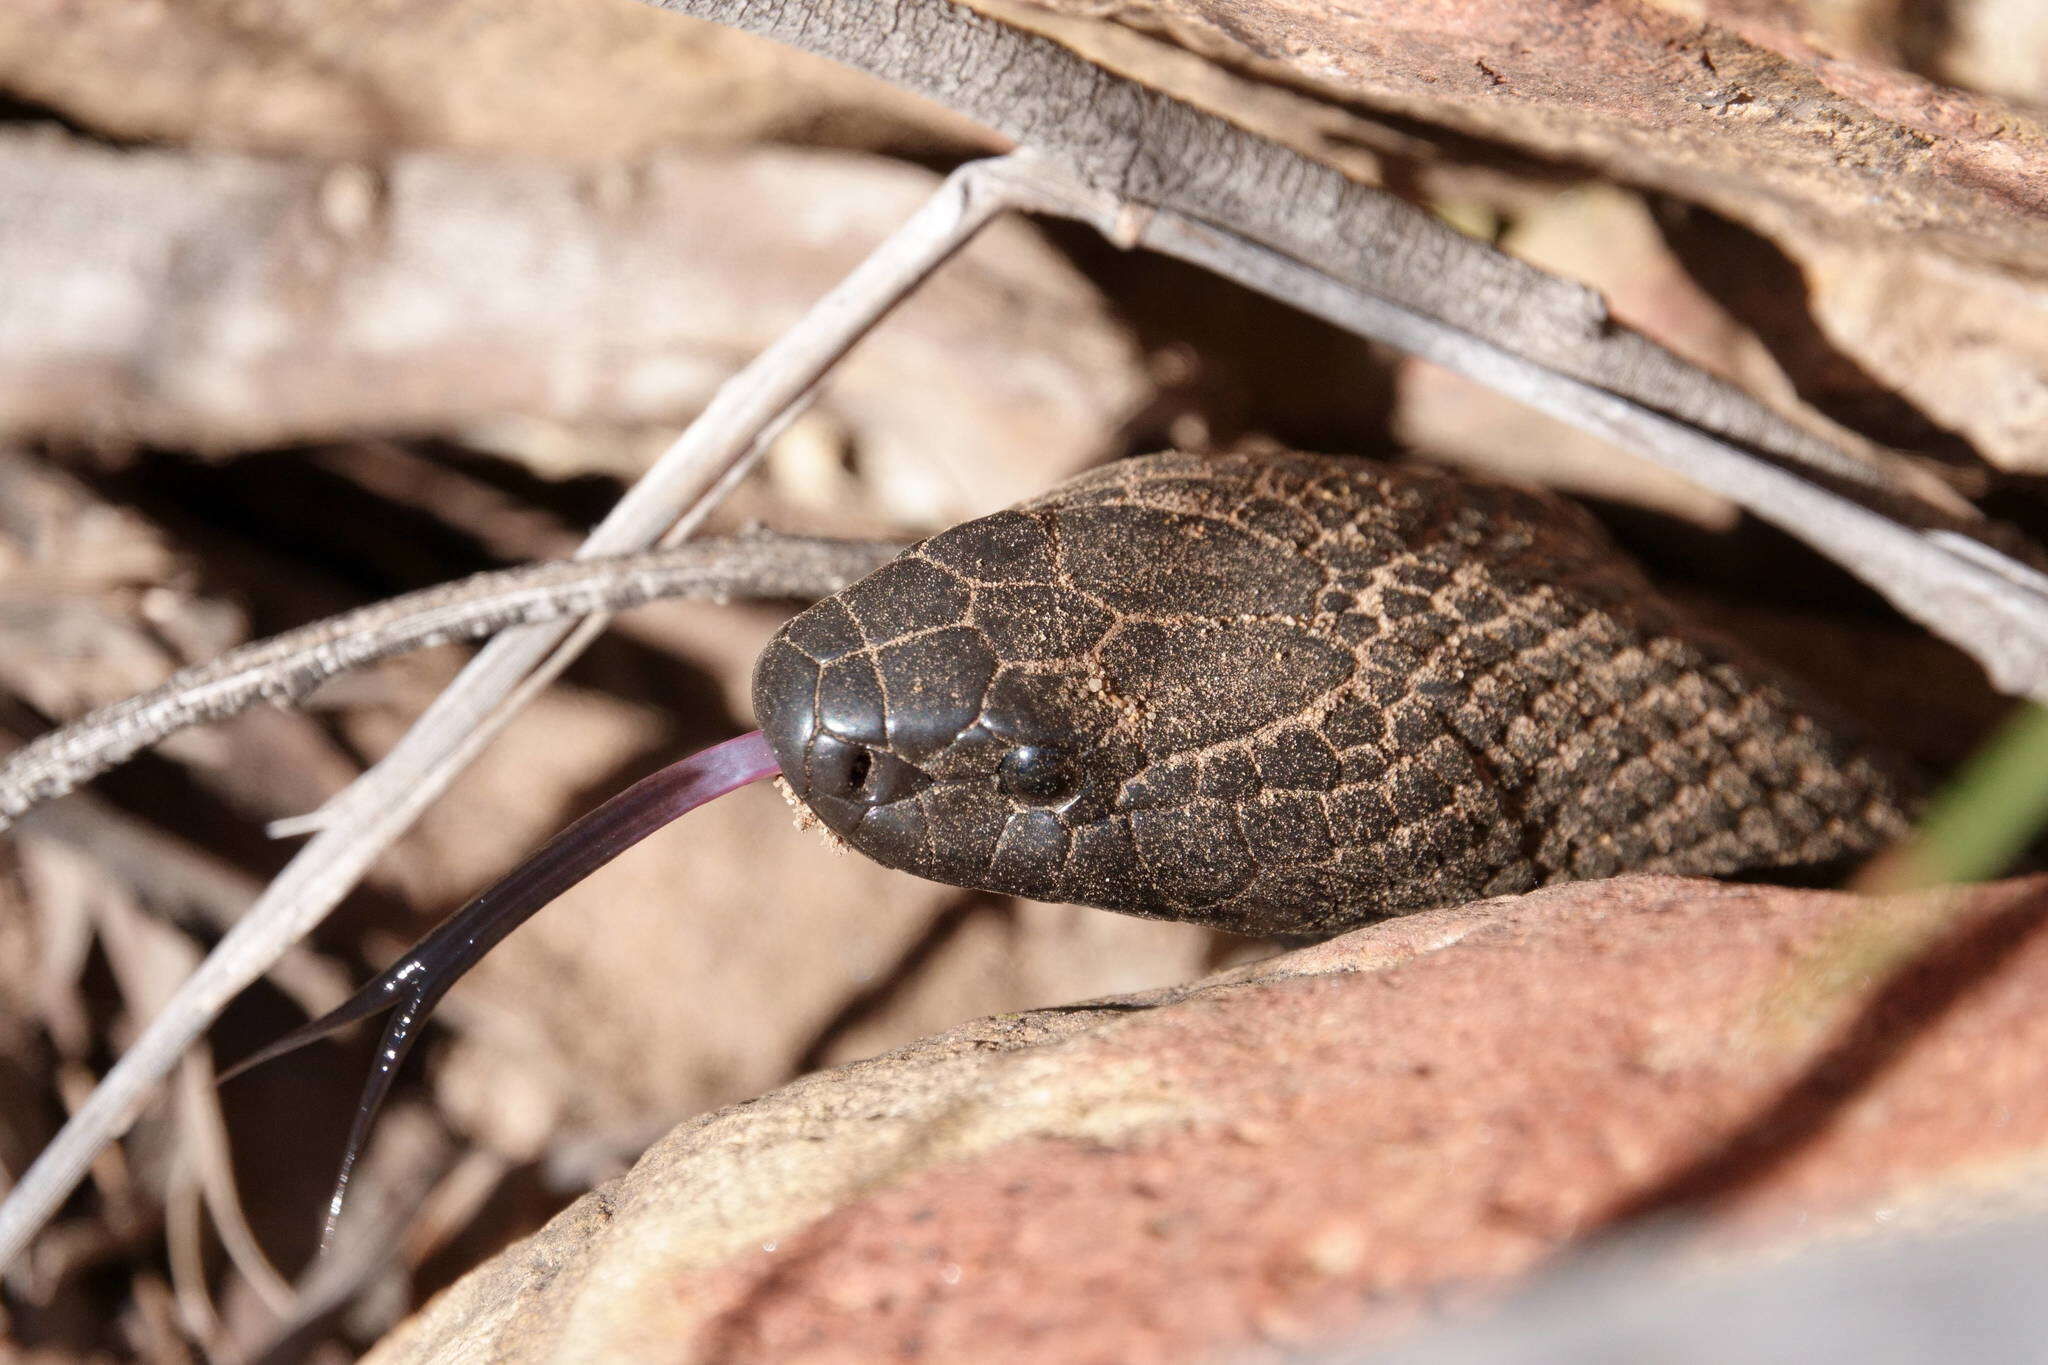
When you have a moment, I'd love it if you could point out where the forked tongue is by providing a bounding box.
[221,730,781,1252]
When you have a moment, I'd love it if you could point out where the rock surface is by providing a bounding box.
[367,874,2048,1363]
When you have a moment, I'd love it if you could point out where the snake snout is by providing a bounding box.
[751,637,932,823]
[806,732,931,806]
[752,638,819,792]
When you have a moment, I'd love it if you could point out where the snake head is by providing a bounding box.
[751,454,1365,930]
[752,505,1147,907]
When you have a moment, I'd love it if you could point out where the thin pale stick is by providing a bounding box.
[0,154,1029,1270]
[77,879,297,1312]
[337,387,820,844]
[162,1158,218,1344]
[177,1055,296,1314]
[0,535,895,833]
[13,792,349,1020]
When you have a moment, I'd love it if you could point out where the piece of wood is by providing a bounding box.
[645,0,1937,502]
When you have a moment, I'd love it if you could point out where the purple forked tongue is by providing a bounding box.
[221,730,780,1250]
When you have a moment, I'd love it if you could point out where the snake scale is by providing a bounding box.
[754,449,1913,936]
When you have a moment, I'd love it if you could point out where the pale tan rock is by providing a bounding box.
[1786,239,2048,472]
[368,874,2048,1363]
[998,0,2046,266]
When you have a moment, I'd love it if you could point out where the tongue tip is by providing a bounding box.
[242,730,785,1250]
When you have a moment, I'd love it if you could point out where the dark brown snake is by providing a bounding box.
[238,446,1916,1244]
[753,448,1913,936]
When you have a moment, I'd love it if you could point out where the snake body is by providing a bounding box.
[753,450,1911,936]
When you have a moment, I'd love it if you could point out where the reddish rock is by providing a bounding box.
[367,875,2048,1362]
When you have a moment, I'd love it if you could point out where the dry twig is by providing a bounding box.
[0,535,898,833]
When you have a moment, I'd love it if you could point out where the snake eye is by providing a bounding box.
[997,744,1083,808]
[810,733,929,806]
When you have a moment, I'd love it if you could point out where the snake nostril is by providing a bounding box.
[810,731,930,807]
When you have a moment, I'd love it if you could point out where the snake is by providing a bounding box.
[752,448,1912,936]
[239,445,1914,1241]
